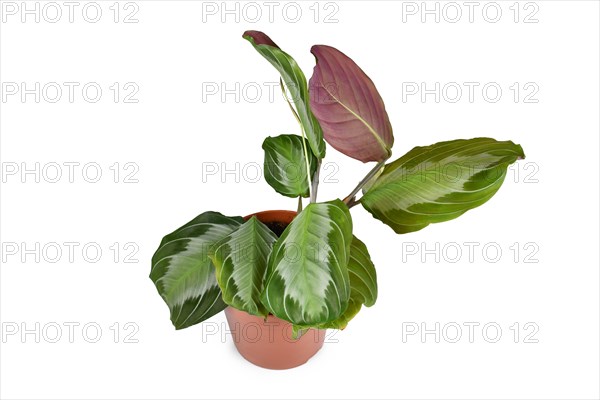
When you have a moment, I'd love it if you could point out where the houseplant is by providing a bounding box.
[150,31,525,369]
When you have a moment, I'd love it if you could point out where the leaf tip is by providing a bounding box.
[515,143,526,160]
[242,30,279,49]
[309,44,330,59]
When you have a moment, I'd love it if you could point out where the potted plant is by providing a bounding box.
[150,31,525,369]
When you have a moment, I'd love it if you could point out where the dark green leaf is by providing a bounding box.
[261,199,353,326]
[150,212,244,329]
[209,217,277,317]
[243,31,326,159]
[262,134,317,198]
[319,235,377,330]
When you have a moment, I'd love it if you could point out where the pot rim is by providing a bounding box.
[244,209,298,224]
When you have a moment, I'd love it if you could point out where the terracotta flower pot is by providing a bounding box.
[223,210,326,370]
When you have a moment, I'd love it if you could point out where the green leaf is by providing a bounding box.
[360,138,525,234]
[209,216,277,317]
[150,212,244,329]
[318,235,378,330]
[318,298,362,330]
[262,134,317,198]
[243,31,326,159]
[346,236,377,307]
[261,199,353,326]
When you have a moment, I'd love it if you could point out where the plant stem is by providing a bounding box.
[280,78,313,200]
[297,196,303,213]
[300,134,313,202]
[343,159,386,206]
[346,196,360,209]
[310,159,321,203]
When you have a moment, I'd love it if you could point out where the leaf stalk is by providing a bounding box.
[280,78,317,202]
[343,159,387,207]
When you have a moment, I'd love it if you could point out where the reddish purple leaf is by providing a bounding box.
[309,45,394,163]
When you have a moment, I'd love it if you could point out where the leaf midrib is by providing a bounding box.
[321,84,389,155]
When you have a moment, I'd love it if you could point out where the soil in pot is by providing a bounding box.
[263,220,288,237]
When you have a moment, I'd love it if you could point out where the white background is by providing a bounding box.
[1,1,599,399]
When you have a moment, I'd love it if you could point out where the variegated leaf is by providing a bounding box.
[319,235,377,330]
[361,138,525,234]
[243,30,326,159]
[209,216,277,317]
[150,212,244,329]
[317,298,362,331]
[262,134,318,198]
[261,200,353,326]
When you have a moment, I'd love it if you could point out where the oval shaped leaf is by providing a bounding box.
[243,31,326,159]
[261,199,353,326]
[346,236,378,307]
[319,235,378,330]
[263,134,318,198]
[360,138,525,234]
[309,45,394,163]
[150,212,244,329]
[209,216,277,317]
